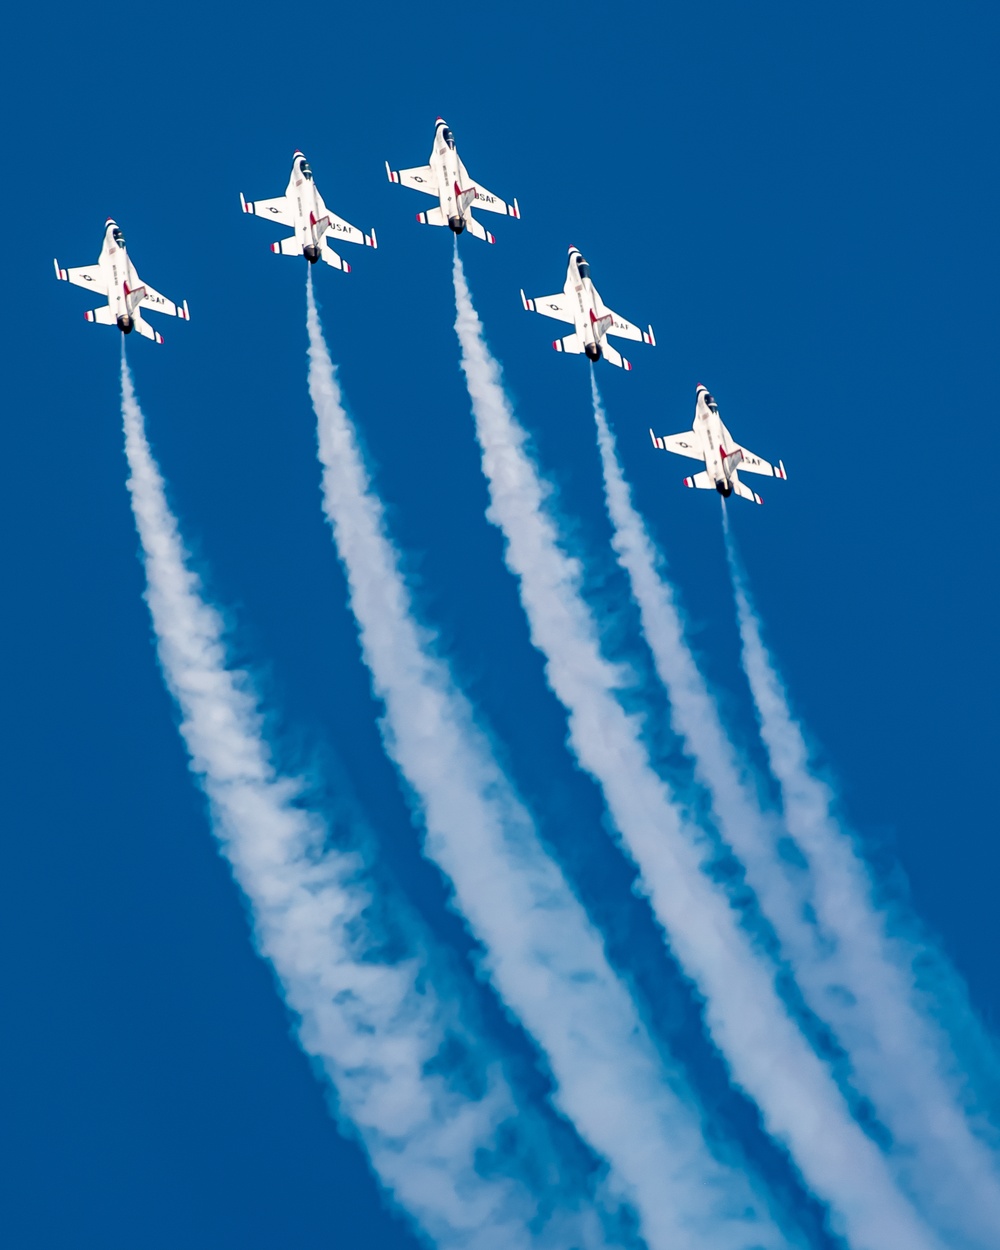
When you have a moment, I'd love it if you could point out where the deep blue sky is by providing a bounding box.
[2,3,998,1246]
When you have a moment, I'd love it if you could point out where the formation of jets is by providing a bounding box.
[54,118,785,504]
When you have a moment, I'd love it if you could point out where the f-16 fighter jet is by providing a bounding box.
[520,247,655,370]
[385,118,519,244]
[650,384,787,504]
[54,219,189,344]
[241,151,377,271]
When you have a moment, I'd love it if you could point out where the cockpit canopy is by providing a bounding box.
[442,128,456,149]
[112,228,126,250]
[576,259,591,281]
[300,159,313,181]
[703,392,718,411]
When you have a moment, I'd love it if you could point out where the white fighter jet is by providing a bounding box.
[385,117,519,244]
[520,247,655,370]
[54,219,190,344]
[241,151,377,271]
[650,384,787,505]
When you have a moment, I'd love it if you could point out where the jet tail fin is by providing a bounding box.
[590,310,614,339]
[124,284,147,315]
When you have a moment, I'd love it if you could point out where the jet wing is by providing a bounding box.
[521,290,574,324]
[458,161,518,217]
[385,161,440,196]
[241,192,294,227]
[54,259,108,295]
[315,202,377,249]
[722,423,786,478]
[135,277,189,320]
[600,304,655,346]
[649,429,705,461]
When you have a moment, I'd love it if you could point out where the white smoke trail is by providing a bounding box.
[119,349,572,1250]
[721,515,1000,1249]
[453,254,950,1250]
[305,273,786,1250]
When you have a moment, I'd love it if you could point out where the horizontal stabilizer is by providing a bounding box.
[601,340,632,371]
[553,332,584,355]
[731,475,764,505]
[84,305,117,326]
[463,214,496,245]
[131,315,164,345]
[683,471,715,490]
[320,242,350,272]
[271,237,304,257]
[416,206,448,227]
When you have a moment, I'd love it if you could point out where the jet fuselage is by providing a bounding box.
[284,153,326,262]
[563,249,606,360]
[693,386,739,495]
[98,221,139,333]
[429,121,467,233]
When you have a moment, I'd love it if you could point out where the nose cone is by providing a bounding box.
[436,116,447,124]
[293,149,305,160]
[105,217,117,227]
[696,383,707,392]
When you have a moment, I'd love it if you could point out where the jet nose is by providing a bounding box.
[106,217,116,226]
[293,149,305,158]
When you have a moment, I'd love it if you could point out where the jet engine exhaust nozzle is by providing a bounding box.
[716,480,732,498]
[304,244,320,264]
[448,216,465,235]
[117,315,134,335]
[585,343,602,362]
